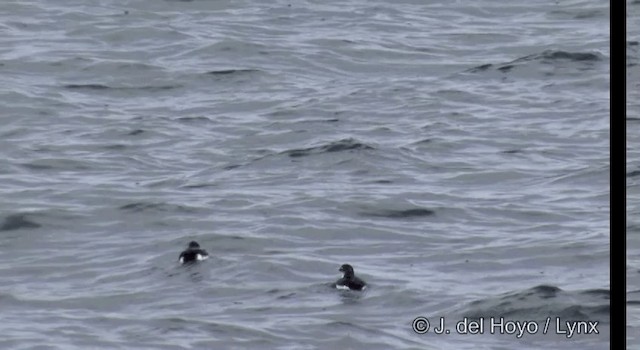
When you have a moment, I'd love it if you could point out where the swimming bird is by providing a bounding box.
[335,264,367,291]
[178,241,209,264]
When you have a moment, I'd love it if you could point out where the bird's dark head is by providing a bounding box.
[339,264,355,277]
[188,241,200,249]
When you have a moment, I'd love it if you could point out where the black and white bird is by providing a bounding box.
[335,264,367,291]
[178,241,209,264]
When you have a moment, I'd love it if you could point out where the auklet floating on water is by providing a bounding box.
[335,264,367,291]
[178,241,209,264]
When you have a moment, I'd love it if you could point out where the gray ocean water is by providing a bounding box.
[1,0,613,349]
[628,0,640,348]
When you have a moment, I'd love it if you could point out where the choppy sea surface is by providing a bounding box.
[1,0,612,349]
[628,0,640,348]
